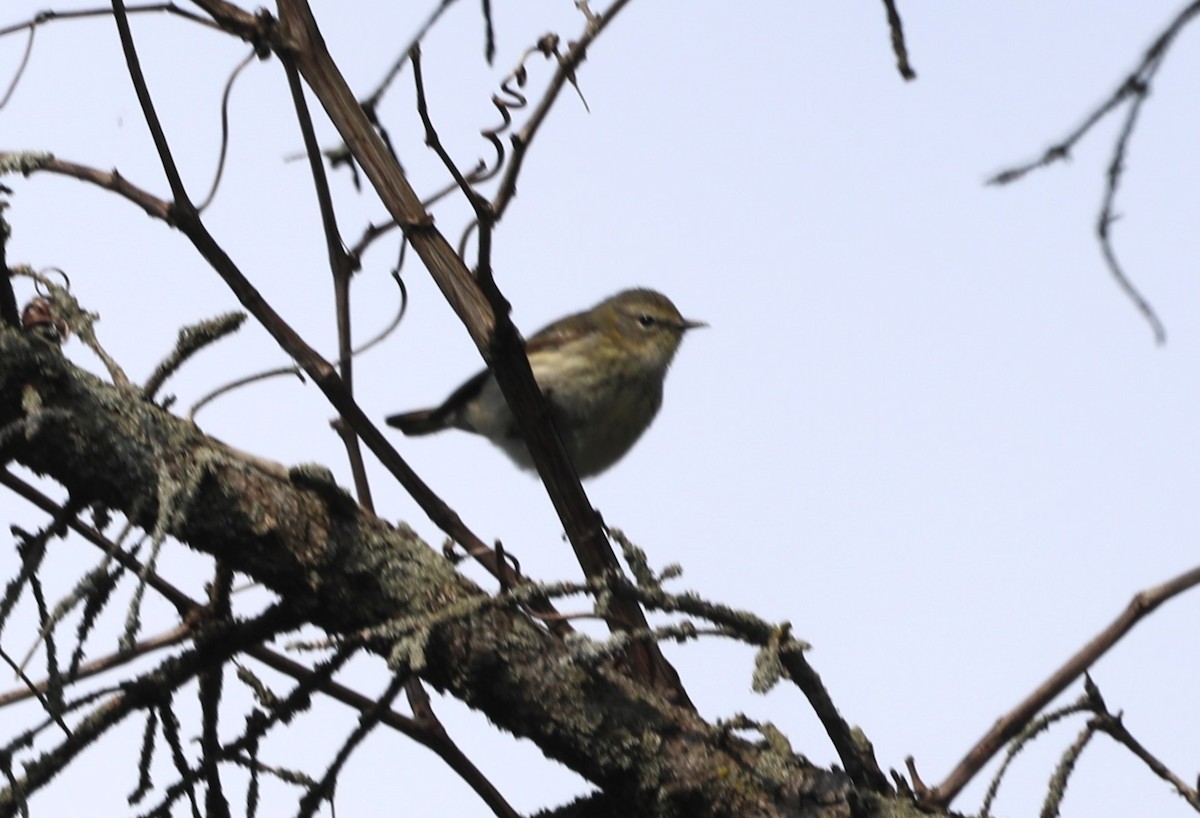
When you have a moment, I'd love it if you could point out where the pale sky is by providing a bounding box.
[3,2,1199,816]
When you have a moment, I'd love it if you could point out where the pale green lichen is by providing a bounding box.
[0,151,54,176]
[751,642,786,693]
[143,311,246,399]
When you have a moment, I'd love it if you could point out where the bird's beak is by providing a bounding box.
[681,318,707,331]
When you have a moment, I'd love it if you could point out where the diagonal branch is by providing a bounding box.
[987,1,1200,344]
[924,563,1200,808]
[0,327,840,815]
[0,151,567,635]
[272,0,688,703]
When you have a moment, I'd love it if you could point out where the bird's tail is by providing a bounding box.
[385,408,447,436]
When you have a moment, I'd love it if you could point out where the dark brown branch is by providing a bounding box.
[0,468,196,616]
[987,1,1200,344]
[479,0,495,62]
[416,9,689,705]
[196,49,257,213]
[110,0,191,207]
[0,151,561,629]
[273,0,690,702]
[0,623,190,708]
[0,606,296,808]
[282,52,374,508]
[0,155,170,220]
[0,196,16,328]
[925,563,1200,808]
[246,647,520,818]
[410,45,487,216]
[879,0,916,80]
[2,464,514,814]
[1093,711,1200,811]
[0,3,214,40]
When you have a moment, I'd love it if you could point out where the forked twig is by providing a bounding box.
[988,2,1200,343]
[924,564,1200,808]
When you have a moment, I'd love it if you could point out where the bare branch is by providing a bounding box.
[491,0,634,220]
[925,563,1200,808]
[1093,711,1200,811]
[879,0,916,80]
[0,623,191,709]
[196,49,258,213]
[281,49,374,508]
[988,2,1200,343]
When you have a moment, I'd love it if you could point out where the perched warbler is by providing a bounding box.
[386,288,704,477]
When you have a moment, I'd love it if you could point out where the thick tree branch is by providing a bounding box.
[0,327,865,817]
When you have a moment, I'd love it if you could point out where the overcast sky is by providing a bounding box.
[3,2,1200,816]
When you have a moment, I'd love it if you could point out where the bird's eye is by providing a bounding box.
[637,314,656,328]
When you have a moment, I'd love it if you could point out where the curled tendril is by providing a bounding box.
[479,35,561,183]
[454,35,564,262]
[22,266,71,298]
[196,49,257,214]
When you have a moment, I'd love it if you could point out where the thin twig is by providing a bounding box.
[491,0,634,219]
[0,469,198,616]
[0,623,191,708]
[244,646,519,818]
[196,49,257,213]
[1095,67,1167,344]
[988,2,1200,343]
[1040,718,1097,818]
[410,44,487,217]
[480,0,495,63]
[189,366,305,418]
[0,644,69,735]
[879,0,916,80]
[1093,711,1200,811]
[925,563,1200,808]
[143,312,247,401]
[0,24,35,110]
[0,3,214,40]
[977,696,1093,818]
[296,673,408,817]
[360,0,459,110]
[2,152,553,623]
[283,50,375,508]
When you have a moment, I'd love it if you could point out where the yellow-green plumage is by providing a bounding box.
[386,288,703,477]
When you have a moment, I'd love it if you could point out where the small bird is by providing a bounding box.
[386,288,704,477]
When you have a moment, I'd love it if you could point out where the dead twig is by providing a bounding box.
[924,563,1200,808]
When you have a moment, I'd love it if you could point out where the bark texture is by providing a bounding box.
[0,327,926,817]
